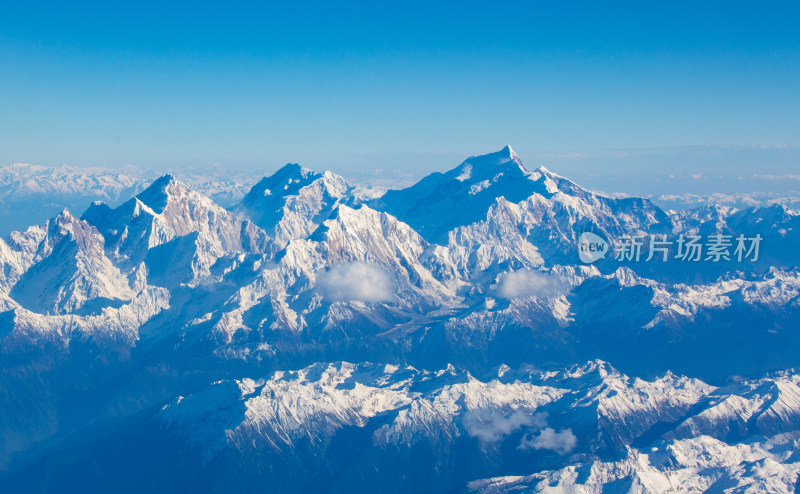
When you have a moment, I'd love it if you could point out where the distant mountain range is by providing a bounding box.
[0,164,258,235]
[0,147,798,492]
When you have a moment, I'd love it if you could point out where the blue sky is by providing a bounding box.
[1,1,798,194]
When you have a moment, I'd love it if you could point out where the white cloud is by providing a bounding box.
[519,427,577,455]
[496,270,566,299]
[753,173,800,180]
[316,261,394,303]
[462,410,547,443]
[462,409,578,455]
[691,173,703,180]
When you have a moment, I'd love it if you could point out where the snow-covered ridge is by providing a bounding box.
[0,147,798,492]
[469,433,800,493]
[156,361,800,492]
[0,146,796,371]
[0,163,263,236]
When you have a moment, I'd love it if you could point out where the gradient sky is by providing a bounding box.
[1,1,798,194]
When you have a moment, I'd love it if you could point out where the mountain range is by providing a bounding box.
[0,146,798,492]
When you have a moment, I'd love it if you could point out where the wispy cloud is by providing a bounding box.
[752,173,800,181]
[519,427,577,455]
[496,270,567,299]
[316,262,394,303]
[462,410,547,443]
[462,409,577,455]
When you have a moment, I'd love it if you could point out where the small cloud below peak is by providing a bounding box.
[316,261,394,303]
[496,270,567,299]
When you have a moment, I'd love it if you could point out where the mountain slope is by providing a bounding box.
[235,164,366,250]
[5,361,800,493]
[0,147,798,492]
[372,146,671,249]
[82,174,269,286]
[8,209,135,315]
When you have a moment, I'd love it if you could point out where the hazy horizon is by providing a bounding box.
[2,1,798,197]
[4,143,800,203]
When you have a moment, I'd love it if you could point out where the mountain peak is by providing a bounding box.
[246,164,320,198]
[43,206,105,254]
[136,174,188,214]
[450,146,528,181]
[372,146,539,243]
[148,173,177,191]
[236,165,358,246]
[501,144,519,160]
[273,163,317,181]
[49,208,87,236]
[57,207,74,220]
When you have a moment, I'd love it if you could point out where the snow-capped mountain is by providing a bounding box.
[469,433,800,493]
[8,209,136,315]
[0,163,262,237]
[4,361,800,492]
[234,163,373,250]
[0,147,798,493]
[0,164,149,236]
[81,174,269,284]
[657,190,800,211]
